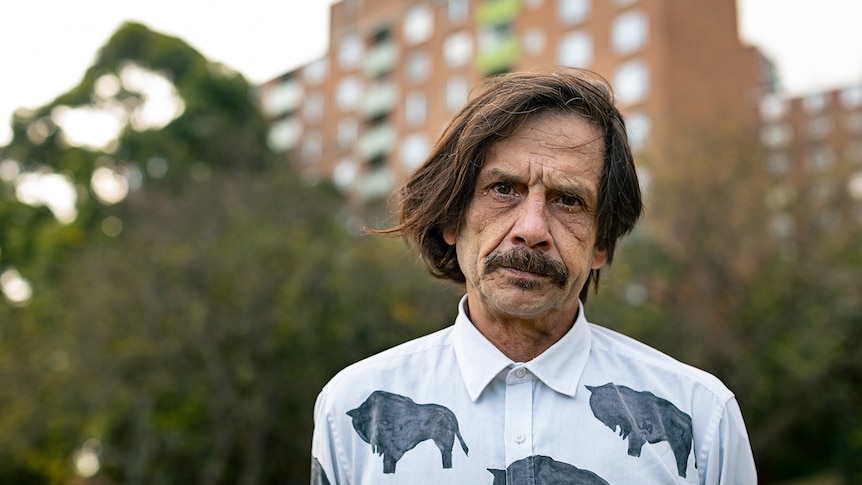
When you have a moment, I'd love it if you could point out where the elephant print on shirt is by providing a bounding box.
[347,390,469,474]
[586,383,695,478]
[488,455,609,485]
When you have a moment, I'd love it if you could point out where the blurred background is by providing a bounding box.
[1,0,860,483]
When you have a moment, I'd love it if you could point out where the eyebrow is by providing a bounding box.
[480,168,524,185]
[479,168,598,202]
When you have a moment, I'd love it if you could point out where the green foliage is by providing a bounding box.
[589,141,862,483]
[7,170,455,483]
[1,130,458,483]
[0,21,458,483]
[0,21,268,274]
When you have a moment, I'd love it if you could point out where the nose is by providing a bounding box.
[510,195,552,250]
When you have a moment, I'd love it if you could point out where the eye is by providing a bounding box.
[559,193,582,208]
[492,182,514,195]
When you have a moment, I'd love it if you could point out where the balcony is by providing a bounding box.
[363,41,399,78]
[260,79,303,118]
[476,35,520,75]
[357,123,397,161]
[358,166,396,201]
[477,0,520,26]
[362,82,398,120]
[266,117,302,152]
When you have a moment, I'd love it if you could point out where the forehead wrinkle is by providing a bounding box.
[521,111,603,146]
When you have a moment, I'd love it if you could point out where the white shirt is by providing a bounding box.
[312,296,757,484]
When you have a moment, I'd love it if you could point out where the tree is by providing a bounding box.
[588,127,862,483]
[0,21,459,483]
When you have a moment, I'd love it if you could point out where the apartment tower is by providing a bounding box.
[259,0,763,203]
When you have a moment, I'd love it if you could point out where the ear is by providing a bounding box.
[591,248,608,270]
[443,226,458,245]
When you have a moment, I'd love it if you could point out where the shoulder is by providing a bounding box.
[587,322,734,403]
[317,326,457,409]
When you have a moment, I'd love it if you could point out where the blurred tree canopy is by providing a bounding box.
[0,20,860,485]
[589,133,862,484]
[0,22,457,483]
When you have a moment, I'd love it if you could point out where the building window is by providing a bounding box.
[405,92,427,128]
[523,28,546,56]
[406,51,431,82]
[807,116,832,139]
[337,118,358,149]
[802,92,828,115]
[766,185,794,211]
[338,33,363,69]
[625,111,651,152]
[332,157,359,190]
[759,93,788,121]
[846,141,862,164]
[611,10,648,55]
[401,133,431,170]
[766,152,790,175]
[304,92,324,123]
[267,117,302,152]
[559,0,589,25]
[840,85,862,109]
[404,5,434,45]
[806,145,836,171]
[336,77,363,111]
[845,112,862,134]
[613,60,649,106]
[301,132,323,162]
[303,58,328,85]
[448,0,469,25]
[760,123,793,148]
[444,31,474,67]
[446,76,469,112]
[558,31,592,67]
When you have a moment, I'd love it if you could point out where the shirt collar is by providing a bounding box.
[452,295,593,402]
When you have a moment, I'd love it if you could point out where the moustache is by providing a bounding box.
[484,249,568,287]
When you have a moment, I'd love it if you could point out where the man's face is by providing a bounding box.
[444,112,607,323]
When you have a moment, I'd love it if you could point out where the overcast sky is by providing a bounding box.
[2,0,862,146]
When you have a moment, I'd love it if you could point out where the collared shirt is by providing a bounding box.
[311,296,757,484]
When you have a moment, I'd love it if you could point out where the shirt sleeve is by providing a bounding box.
[311,388,342,485]
[700,396,758,485]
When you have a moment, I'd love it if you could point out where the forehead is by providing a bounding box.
[481,112,604,176]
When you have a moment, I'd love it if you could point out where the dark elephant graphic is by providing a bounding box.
[586,383,694,477]
[311,456,331,485]
[347,390,469,473]
[488,455,609,485]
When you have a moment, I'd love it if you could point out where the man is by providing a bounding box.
[311,68,756,484]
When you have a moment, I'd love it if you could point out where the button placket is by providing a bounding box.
[504,366,534,463]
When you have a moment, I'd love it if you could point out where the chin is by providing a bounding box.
[489,289,562,316]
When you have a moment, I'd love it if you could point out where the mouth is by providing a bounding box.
[500,267,553,290]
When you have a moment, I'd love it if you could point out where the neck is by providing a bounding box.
[466,300,578,362]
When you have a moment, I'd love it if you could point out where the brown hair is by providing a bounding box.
[382,68,643,301]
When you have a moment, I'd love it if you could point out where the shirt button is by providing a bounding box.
[515,368,527,378]
[513,432,526,444]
